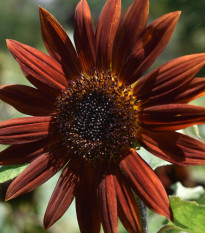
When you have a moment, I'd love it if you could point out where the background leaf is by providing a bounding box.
[138,147,171,170]
[157,223,184,233]
[198,194,205,205]
[158,184,205,233]
[168,196,205,233]
[0,165,28,183]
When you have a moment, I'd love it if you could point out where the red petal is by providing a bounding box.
[113,170,141,233]
[0,84,54,116]
[119,150,171,219]
[97,162,118,233]
[74,0,96,71]
[6,152,65,200]
[112,0,149,75]
[39,7,82,79]
[141,104,205,131]
[76,163,101,233]
[137,127,205,166]
[174,77,205,103]
[133,53,205,107]
[0,138,51,165]
[0,117,50,144]
[6,39,67,97]
[95,0,121,69]
[44,159,81,230]
[121,11,180,84]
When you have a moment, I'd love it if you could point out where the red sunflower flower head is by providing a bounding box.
[1,0,205,232]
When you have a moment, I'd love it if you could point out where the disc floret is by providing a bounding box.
[53,70,139,163]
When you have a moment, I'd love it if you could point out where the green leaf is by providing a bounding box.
[168,196,205,233]
[171,182,204,201]
[198,194,205,205]
[193,125,201,139]
[183,125,202,140]
[148,209,168,233]
[0,164,28,183]
[138,147,171,170]
[157,223,183,233]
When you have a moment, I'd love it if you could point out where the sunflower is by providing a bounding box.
[1,0,205,232]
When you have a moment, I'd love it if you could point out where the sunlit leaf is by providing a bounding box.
[169,196,205,233]
[198,194,205,205]
[157,222,183,233]
[158,196,205,233]
[183,125,202,140]
[138,147,171,170]
[0,164,28,183]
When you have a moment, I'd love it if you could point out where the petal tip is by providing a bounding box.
[39,6,46,13]
[174,10,181,19]
[6,39,18,50]
[6,39,11,44]
[39,6,49,19]
[43,221,49,231]
[5,190,14,202]
[168,10,181,21]
[5,196,10,202]
[43,215,54,230]
[6,39,13,47]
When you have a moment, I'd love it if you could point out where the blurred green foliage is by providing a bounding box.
[150,0,205,54]
[0,0,205,233]
[0,0,41,50]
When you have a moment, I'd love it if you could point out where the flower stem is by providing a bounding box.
[157,224,177,233]
[136,197,148,233]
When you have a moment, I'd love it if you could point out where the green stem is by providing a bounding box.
[157,224,177,233]
[136,198,148,233]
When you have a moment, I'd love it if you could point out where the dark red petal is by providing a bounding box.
[141,104,205,131]
[44,159,81,230]
[121,11,180,84]
[6,39,67,97]
[95,0,121,69]
[133,53,205,107]
[39,7,82,79]
[174,77,205,103]
[138,69,205,108]
[137,127,205,166]
[119,150,171,219]
[0,84,54,116]
[6,152,65,200]
[74,0,96,71]
[112,0,149,75]
[97,163,118,233]
[0,138,52,165]
[113,170,141,233]
[76,163,101,233]
[0,117,50,144]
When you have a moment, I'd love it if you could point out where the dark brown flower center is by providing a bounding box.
[52,70,139,163]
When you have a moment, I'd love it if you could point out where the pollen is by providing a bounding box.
[52,70,139,163]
